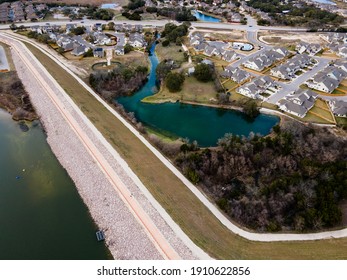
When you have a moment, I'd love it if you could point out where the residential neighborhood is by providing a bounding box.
[28,22,147,58]
[1,0,347,265]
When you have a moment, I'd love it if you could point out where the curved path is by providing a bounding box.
[3,31,347,243]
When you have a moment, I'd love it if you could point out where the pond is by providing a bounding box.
[100,3,119,9]
[192,10,221,23]
[116,42,279,147]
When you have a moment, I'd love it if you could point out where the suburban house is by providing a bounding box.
[189,32,240,62]
[305,65,347,93]
[237,76,277,99]
[321,33,347,58]
[128,33,146,48]
[221,66,251,84]
[93,32,111,45]
[71,45,89,56]
[296,42,322,56]
[270,54,315,80]
[329,99,347,117]
[277,89,318,118]
[242,48,289,72]
[115,45,124,55]
[221,50,239,62]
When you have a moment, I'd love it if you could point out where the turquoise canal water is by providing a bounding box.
[0,110,111,259]
[193,10,221,22]
[117,43,279,147]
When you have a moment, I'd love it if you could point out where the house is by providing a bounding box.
[270,54,314,80]
[305,65,347,93]
[243,49,287,72]
[277,89,318,118]
[128,33,146,48]
[296,42,322,56]
[115,45,124,55]
[329,99,347,117]
[221,66,250,84]
[222,50,238,62]
[93,32,111,45]
[71,45,89,56]
[204,45,218,56]
[237,76,277,100]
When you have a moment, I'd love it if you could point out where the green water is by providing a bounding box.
[0,110,111,260]
[117,43,279,147]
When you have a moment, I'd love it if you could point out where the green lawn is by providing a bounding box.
[22,41,347,260]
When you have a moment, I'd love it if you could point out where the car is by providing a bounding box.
[249,25,253,27]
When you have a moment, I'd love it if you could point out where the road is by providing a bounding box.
[0,18,308,32]
[5,31,347,242]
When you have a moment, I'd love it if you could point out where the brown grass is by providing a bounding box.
[155,43,186,64]
[24,41,347,259]
[144,76,217,104]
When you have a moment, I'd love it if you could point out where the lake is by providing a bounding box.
[0,110,111,259]
[117,43,279,147]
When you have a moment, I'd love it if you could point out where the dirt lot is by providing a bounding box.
[195,29,246,42]
[258,31,327,47]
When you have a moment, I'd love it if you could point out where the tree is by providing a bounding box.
[165,72,185,92]
[162,40,170,47]
[194,63,213,82]
[243,99,259,119]
[156,61,172,82]
[124,44,134,54]
[71,26,85,35]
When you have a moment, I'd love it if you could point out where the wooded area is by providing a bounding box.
[175,120,347,232]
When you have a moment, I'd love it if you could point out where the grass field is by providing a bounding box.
[23,42,347,259]
[155,43,186,64]
[307,99,335,124]
[143,76,217,104]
